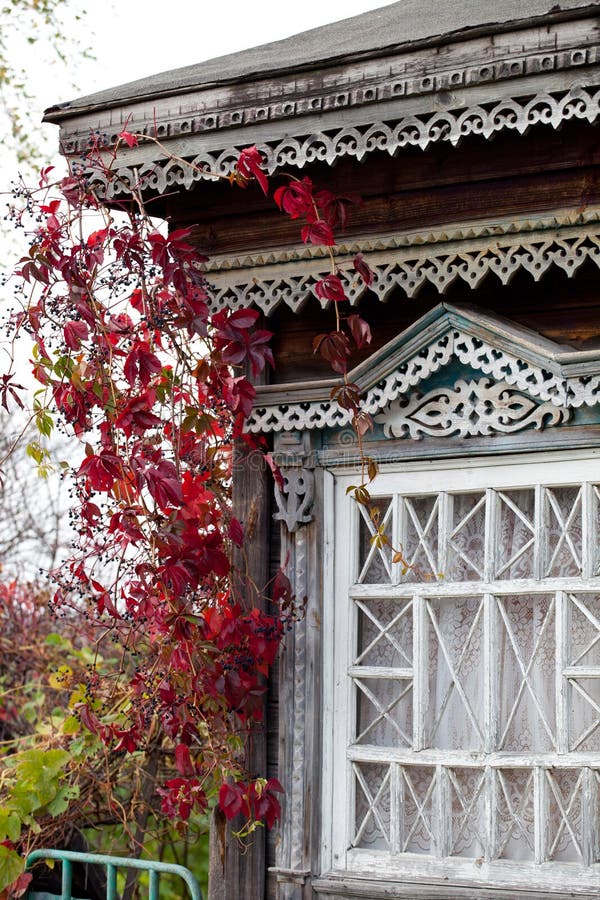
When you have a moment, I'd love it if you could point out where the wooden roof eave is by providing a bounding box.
[44,6,600,200]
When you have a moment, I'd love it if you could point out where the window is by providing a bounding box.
[324,452,600,894]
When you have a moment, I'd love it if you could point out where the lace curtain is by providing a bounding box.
[354,487,598,860]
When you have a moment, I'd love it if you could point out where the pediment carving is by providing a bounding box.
[246,303,600,435]
[376,377,571,439]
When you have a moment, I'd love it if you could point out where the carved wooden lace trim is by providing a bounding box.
[377,378,572,439]
[93,85,600,199]
[245,329,599,434]
[208,221,600,314]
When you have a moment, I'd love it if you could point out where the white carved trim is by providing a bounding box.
[204,209,600,274]
[86,85,600,199]
[208,219,600,314]
[376,378,571,439]
[273,468,315,532]
[244,304,600,434]
[56,20,600,156]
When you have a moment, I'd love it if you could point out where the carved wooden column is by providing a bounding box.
[269,432,321,900]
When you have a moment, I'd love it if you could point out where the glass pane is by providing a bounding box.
[545,486,582,577]
[358,497,393,584]
[402,494,439,581]
[447,492,486,581]
[399,766,436,854]
[547,770,584,863]
[355,597,412,668]
[448,768,486,858]
[568,593,600,667]
[426,597,484,751]
[497,595,556,751]
[355,676,412,746]
[496,769,535,861]
[496,489,535,579]
[353,762,391,850]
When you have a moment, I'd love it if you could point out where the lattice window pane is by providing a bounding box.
[426,597,484,750]
[495,489,535,579]
[566,593,600,751]
[358,497,393,584]
[568,593,600,667]
[353,762,391,850]
[547,769,585,862]
[497,594,556,751]
[337,459,600,890]
[569,675,600,752]
[448,768,486,858]
[402,495,439,581]
[544,486,582,577]
[447,492,486,581]
[496,769,536,861]
[355,676,412,746]
[399,766,436,854]
[354,598,412,668]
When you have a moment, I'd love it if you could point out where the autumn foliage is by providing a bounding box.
[0,133,374,894]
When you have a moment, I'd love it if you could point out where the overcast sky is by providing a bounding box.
[38,0,398,142]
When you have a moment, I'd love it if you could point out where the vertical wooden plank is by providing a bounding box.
[209,442,271,900]
[320,469,336,875]
[483,593,498,754]
[484,766,497,864]
[484,488,497,582]
[582,482,594,579]
[392,492,401,585]
[555,591,570,754]
[534,767,549,865]
[581,767,598,867]
[534,483,544,580]
[437,492,451,580]
[435,764,451,859]
[413,595,429,751]
[390,762,401,855]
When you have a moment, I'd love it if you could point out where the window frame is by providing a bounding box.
[321,448,600,895]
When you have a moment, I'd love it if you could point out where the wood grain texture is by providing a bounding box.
[208,442,271,900]
[163,120,600,256]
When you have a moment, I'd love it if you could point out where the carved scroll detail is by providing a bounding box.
[377,378,571,438]
[273,468,315,532]
[208,230,600,315]
[86,86,600,198]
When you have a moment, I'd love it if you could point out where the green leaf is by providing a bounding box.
[0,808,21,843]
[0,844,23,892]
[46,784,79,817]
[62,715,80,735]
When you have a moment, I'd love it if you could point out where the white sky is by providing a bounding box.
[38,0,398,145]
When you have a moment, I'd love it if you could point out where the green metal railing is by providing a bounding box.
[25,848,203,900]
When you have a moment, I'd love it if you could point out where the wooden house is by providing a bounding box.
[45,2,600,897]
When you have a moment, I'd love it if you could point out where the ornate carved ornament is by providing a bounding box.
[273,468,315,532]
[206,211,600,314]
[76,84,600,199]
[56,18,600,157]
[244,303,600,434]
[376,378,572,439]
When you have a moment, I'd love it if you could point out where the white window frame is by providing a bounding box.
[321,448,600,896]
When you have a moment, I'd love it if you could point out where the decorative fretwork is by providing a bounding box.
[90,86,600,198]
[210,224,600,316]
[380,378,571,439]
[245,305,600,434]
[273,466,314,532]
